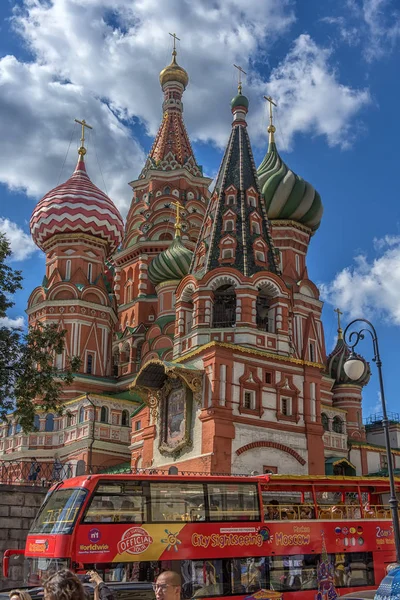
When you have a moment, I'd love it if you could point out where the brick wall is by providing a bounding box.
[0,485,47,591]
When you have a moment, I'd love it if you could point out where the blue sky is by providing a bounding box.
[1,0,400,419]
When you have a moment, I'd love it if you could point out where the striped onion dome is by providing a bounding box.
[148,235,193,286]
[326,337,370,387]
[257,140,323,233]
[30,157,124,256]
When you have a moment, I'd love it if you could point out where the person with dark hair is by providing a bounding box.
[9,590,33,600]
[43,570,87,600]
[153,571,182,600]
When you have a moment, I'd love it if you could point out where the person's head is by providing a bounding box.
[31,457,36,462]
[43,569,86,600]
[153,571,181,600]
[9,590,33,600]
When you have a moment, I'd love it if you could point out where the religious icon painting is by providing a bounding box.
[159,376,193,455]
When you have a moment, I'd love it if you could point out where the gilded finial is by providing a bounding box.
[169,32,180,63]
[171,200,183,238]
[334,307,343,340]
[264,96,277,143]
[74,118,93,157]
[233,64,247,95]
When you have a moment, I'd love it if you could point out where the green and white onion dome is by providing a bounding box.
[148,236,193,286]
[257,140,323,233]
[326,338,371,387]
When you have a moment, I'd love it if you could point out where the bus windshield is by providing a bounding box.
[30,488,87,534]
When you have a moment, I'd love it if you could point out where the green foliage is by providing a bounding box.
[0,233,81,431]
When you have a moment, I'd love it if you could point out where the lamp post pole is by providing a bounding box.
[343,318,400,564]
[86,393,96,475]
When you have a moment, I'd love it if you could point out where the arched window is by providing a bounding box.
[45,414,54,432]
[256,289,274,332]
[213,284,236,328]
[332,416,344,434]
[224,220,234,232]
[33,415,40,431]
[136,341,144,366]
[122,410,129,427]
[66,412,73,427]
[87,263,93,283]
[15,423,22,434]
[79,406,85,423]
[65,260,71,281]
[321,413,330,431]
[252,222,260,235]
[113,351,119,377]
[163,186,171,195]
[256,250,266,262]
[7,422,13,437]
[86,353,93,374]
[159,232,173,241]
[100,406,108,424]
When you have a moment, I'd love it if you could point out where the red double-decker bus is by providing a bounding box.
[15,473,398,599]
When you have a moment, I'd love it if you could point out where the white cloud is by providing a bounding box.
[0,0,371,211]
[0,315,25,329]
[254,35,371,150]
[320,235,400,324]
[0,217,37,261]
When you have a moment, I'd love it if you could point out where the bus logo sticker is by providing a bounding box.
[161,529,182,552]
[117,527,153,555]
[88,528,101,543]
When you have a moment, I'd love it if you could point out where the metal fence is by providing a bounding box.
[0,459,256,485]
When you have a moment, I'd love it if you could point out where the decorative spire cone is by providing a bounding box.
[191,88,279,277]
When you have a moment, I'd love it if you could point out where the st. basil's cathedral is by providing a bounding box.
[2,46,400,479]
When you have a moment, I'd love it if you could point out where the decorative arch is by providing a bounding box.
[82,288,108,306]
[48,284,79,301]
[208,273,240,291]
[236,440,306,465]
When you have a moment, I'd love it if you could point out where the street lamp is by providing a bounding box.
[343,318,400,564]
[85,393,96,475]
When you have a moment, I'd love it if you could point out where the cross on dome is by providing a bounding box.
[334,307,343,339]
[264,95,277,142]
[233,64,247,94]
[171,200,183,238]
[74,118,93,157]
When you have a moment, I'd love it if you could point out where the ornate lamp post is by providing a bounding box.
[343,318,400,564]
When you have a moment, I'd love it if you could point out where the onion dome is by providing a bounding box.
[148,235,193,286]
[257,110,323,233]
[30,153,124,257]
[159,50,189,89]
[326,334,370,387]
[230,93,249,110]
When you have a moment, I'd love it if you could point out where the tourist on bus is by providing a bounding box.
[9,590,33,600]
[153,571,182,600]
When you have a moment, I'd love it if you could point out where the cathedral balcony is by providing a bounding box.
[321,406,348,451]
[323,431,347,451]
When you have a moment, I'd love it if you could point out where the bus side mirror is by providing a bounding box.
[2,549,25,578]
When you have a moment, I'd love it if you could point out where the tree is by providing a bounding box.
[0,232,81,431]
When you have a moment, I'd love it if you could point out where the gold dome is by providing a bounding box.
[159,51,189,89]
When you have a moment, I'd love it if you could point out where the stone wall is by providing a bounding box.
[0,485,47,591]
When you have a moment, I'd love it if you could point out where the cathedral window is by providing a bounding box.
[15,423,21,434]
[248,196,257,208]
[309,342,316,362]
[135,420,141,431]
[332,416,344,434]
[34,415,40,431]
[256,290,274,333]
[65,260,71,281]
[252,222,260,235]
[100,406,109,424]
[113,351,119,377]
[222,249,233,259]
[281,397,292,416]
[55,353,63,370]
[226,195,236,206]
[321,413,330,431]
[243,391,255,410]
[163,186,171,195]
[256,250,266,262]
[79,407,85,423]
[45,414,54,432]
[136,341,144,365]
[265,371,272,385]
[87,263,93,284]
[7,422,13,437]
[295,253,300,275]
[159,232,173,241]
[86,353,94,374]
[224,220,234,232]
[212,284,236,328]
[121,410,129,427]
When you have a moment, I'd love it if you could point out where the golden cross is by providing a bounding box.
[74,118,93,156]
[334,307,343,339]
[169,32,180,53]
[233,64,247,94]
[264,95,277,140]
[171,200,183,237]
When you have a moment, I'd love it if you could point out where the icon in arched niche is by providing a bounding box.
[159,377,193,455]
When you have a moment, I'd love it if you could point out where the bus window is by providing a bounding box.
[149,482,205,522]
[83,481,145,523]
[262,490,313,520]
[267,554,319,591]
[207,483,259,522]
[231,557,268,594]
[30,488,87,534]
[330,552,374,588]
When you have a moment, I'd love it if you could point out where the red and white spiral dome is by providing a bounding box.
[30,156,124,256]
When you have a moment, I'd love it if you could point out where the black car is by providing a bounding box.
[0,582,155,600]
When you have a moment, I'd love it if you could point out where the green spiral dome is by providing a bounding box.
[148,236,193,286]
[230,93,249,110]
[257,141,323,232]
[326,338,371,387]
